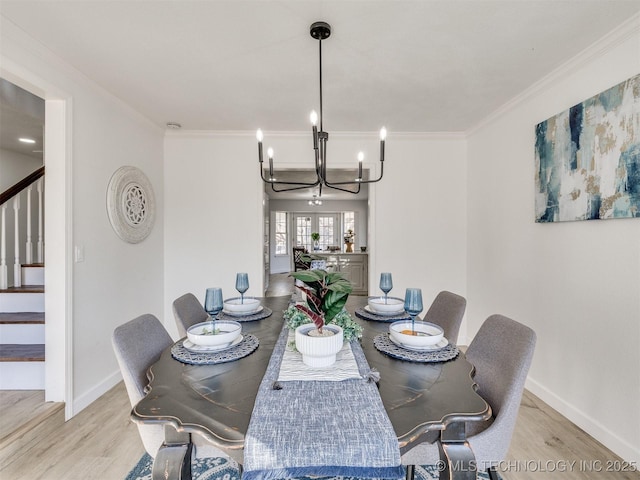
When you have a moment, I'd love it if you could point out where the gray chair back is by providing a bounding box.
[112,314,173,456]
[173,292,209,338]
[401,313,536,472]
[422,291,466,344]
[466,314,537,464]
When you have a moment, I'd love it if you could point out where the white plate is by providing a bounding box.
[388,334,449,352]
[183,335,243,352]
[222,305,264,317]
[364,305,405,316]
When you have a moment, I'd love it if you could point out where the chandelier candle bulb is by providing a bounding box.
[380,127,386,162]
[256,129,264,163]
[357,152,364,180]
[267,148,274,178]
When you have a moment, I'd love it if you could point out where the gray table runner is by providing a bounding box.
[242,324,404,480]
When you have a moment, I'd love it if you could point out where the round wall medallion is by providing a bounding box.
[106,166,156,243]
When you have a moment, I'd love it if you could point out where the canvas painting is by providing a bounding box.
[535,74,640,222]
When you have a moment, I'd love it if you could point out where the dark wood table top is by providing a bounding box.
[132,295,490,456]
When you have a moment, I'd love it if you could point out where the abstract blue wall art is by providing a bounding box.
[535,74,640,223]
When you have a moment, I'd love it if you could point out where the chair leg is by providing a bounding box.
[487,466,500,480]
[405,464,415,480]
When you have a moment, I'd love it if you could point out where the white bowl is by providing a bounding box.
[389,321,444,347]
[223,297,261,314]
[187,320,242,347]
[368,296,405,314]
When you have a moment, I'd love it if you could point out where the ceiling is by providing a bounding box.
[1,1,639,199]
[0,78,44,161]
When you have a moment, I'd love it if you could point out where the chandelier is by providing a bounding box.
[308,194,323,206]
[257,21,387,195]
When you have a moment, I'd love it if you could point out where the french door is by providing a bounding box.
[293,213,340,252]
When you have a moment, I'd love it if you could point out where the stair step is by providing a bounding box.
[0,313,45,324]
[0,286,44,294]
[22,264,44,286]
[0,290,44,313]
[0,344,44,362]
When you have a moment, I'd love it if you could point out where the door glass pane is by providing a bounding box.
[295,216,312,252]
[318,215,335,251]
[274,211,287,255]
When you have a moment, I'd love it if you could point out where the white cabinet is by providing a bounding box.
[313,253,368,295]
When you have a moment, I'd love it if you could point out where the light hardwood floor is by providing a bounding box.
[1,273,637,479]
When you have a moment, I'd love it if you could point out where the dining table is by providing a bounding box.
[131,295,491,480]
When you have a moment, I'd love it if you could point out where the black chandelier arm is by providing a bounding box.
[321,182,362,194]
[259,165,321,189]
[324,160,384,185]
[269,181,321,193]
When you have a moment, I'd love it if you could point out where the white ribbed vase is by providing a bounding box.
[295,324,344,368]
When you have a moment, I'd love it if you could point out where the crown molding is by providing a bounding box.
[164,129,466,141]
[466,12,640,136]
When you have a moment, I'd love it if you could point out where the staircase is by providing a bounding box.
[0,167,45,390]
[0,264,45,389]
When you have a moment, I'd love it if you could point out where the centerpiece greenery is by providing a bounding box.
[284,269,363,342]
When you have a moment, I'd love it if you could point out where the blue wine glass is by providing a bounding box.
[235,273,249,304]
[379,273,393,304]
[204,287,223,318]
[404,288,423,334]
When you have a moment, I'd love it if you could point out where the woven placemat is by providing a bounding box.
[355,307,411,322]
[373,333,459,363]
[171,334,259,365]
[217,307,272,322]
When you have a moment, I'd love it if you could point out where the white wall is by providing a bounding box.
[164,132,468,339]
[0,148,42,191]
[1,18,165,414]
[466,19,640,464]
[163,133,264,338]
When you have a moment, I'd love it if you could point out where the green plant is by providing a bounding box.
[283,304,363,343]
[311,232,320,242]
[290,269,352,334]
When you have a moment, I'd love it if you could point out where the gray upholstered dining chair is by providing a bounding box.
[173,292,209,338]
[401,314,536,479]
[112,314,230,461]
[422,290,466,344]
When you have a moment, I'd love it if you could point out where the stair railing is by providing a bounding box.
[0,166,45,289]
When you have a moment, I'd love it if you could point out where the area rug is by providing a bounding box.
[126,453,500,480]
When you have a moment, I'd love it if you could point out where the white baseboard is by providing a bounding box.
[71,369,122,417]
[526,377,640,465]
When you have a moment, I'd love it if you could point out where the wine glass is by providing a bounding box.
[379,273,393,304]
[235,273,249,304]
[404,288,423,334]
[204,287,223,328]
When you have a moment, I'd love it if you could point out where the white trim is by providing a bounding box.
[1,57,73,416]
[467,12,640,136]
[526,377,640,465]
[73,370,122,416]
[166,129,466,140]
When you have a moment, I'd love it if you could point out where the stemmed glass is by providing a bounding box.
[235,273,249,304]
[204,287,223,329]
[404,288,423,334]
[379,273,393,304]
